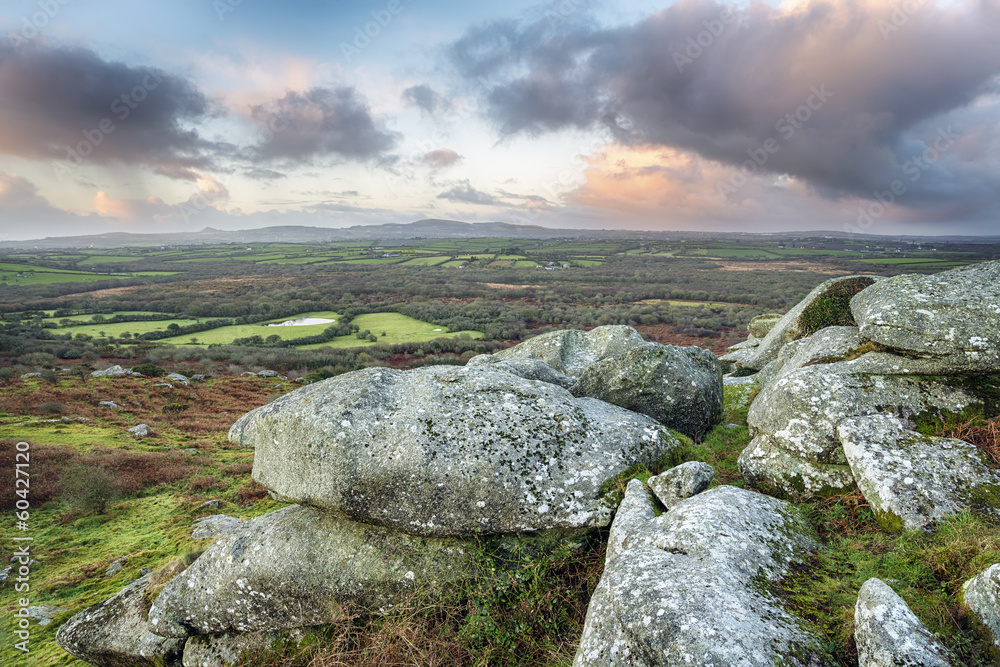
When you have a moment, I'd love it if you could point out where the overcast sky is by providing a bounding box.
[0,0,997,240]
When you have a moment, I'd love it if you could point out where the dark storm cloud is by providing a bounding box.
[436,180,501,205]
[450,0,1000,209]
[0,41,223,175]
[250,87,398,163]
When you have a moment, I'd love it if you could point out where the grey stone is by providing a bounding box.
[492,325,647,376]
[257,370,280,378]
[56,573,186,666]
[105,561,123,577]
[839,414,1000,531]
[181,626,327,667]
[606,479,657,563]
[140,567,152,577]
[465,355,577,389]
[738,362,990,500]
[961,563,1000,650]
[574,486,830,667]
[647,461,714,510]
[851,260,1000,372]
[719,345,760,367]
[154,382,174,389]
[99,401,120,409]
[191,515,243,540]
[199,500,222,510]
[748,313,783,338]
[166,373,190,386]
[728,336,761,350]
[571,343,723,439]
[854,578,951,666]
[0,565,11,586]
[190,374,206,382]
[128,424,152,438]
[91,365,137,378]
[726,275,881,371]
[20,372,41,379]
[27,605,67,626]
[754,326,863,391]
[231,365,679,537]
[149,504,549,638]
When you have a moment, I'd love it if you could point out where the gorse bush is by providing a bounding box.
[59,464,119,514]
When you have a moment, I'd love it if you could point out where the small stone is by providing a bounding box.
[105,561,123,577]
[127,424,152,438]
[647,462,715,510]
[199,499,222,509]
[27,605,68,626]
[961,563,1000,651]
[854,578,951,666]
[98,401,119,409]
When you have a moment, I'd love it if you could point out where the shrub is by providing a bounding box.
[59,464,119,514]
[37,401,65,415]
[40,368,60,385]
[132,362,165,377]
[162,403,190,415]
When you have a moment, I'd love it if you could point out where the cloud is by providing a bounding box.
[436,180,502,205]
[0,41,223,176]
[402,84,446,114]
[250,87,398,163]
[421,148,462,168]
[451,0,1000,219]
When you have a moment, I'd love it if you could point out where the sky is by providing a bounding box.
[0,0,998,240]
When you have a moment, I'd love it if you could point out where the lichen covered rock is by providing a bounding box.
[839,414,1000,531]
[961,563,1000,652]
[646,461,714,510]
[574,486,831,667]
[851,260,1000,372]
[231,365,679,537]
[571,343,723,439]
[491,325,647,376]
[464,355,577,389]
[56,574,185,667]
[854,578,952,666]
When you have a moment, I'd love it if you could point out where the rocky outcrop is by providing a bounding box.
[231,364,679,537]
[574,486,831,667]
[854,578,952,666]
[148,504,485,637]
[851,261,1000,373]
[753,326,863,391]
[960,563,1000,652]
[570,343,723,439]
[738,363,990,499]
[721,275,880,371]
[56,574,185,667]
[748,313,783,339]
[127,424,152,438]
[839,414,1000,531]
[91,365,139,378]
[491,325,647,376]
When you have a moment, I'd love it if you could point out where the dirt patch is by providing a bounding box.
[711,261,846,274]
[57,285,143,299]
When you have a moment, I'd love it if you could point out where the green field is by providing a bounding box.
[157,311,343,346]
[296,313,483,350]
[402,256,453,266]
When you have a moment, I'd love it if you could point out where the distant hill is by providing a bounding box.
[0,220,594,249]
[0,219,997,249]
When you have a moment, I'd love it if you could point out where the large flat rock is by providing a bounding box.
[839,414,1000,531]
[231,365,679,537]
[851,261,1000,372]
[491,325,648,376]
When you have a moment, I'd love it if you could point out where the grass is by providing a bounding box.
[156,311,342,346]
[295,313,483,350]
[53,318,199,339]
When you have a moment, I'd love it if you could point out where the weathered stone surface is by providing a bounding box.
[149,505,483,637]
[57,574,185,667]
[99,401,120,409]
[839,414,1000,531]
[231,365,679,537]
[465,355,577,389]
[181,628,319,667]
[492,325,647,376]
[854,578,952,666]
[748,313,783,339]
[166,373,190,386]
[961,563,1000,651]
[571,343,723,439]
[191,515,243,540]
[574,486,830,667]
[27,605,67,625]
[606,479,657,563]
[739,362,989,500]
[719,345,759,367]
[754,326,863,390]
[128,424,152,438]
[728,336,761,350]
[647,462,714,510]
[91,365,138,378]
[739,435,855,499]
[728,275,881,370]
[851,261,1000,372]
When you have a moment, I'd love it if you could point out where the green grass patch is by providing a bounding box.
[295,313,482,350]
[158,311,342,346]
